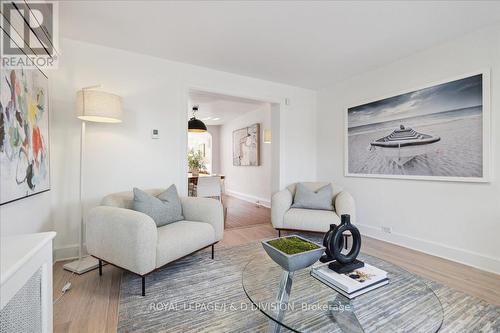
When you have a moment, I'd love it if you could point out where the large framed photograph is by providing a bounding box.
[233,123,260,166]
[1,68,50,204]
[346,71,490,182]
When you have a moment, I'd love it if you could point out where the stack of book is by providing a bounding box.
[310,262,388,299]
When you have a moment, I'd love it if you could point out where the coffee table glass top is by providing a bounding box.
[242,252,443,333]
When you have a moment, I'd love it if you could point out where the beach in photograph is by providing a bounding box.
[348,107,483,177]
[347,74,484,178]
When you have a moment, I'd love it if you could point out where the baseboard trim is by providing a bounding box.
[54,243,88,262]
[225,189,271,208]
[357,223,500,275]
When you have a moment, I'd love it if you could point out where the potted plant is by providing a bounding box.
[262,235,325,272]
[188,149,207,176]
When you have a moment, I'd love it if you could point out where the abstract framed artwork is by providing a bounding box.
[1,68,50,204]
[345,71,490,182]
[233,123,260,166]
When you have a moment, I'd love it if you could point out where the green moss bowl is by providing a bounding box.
[262,235,325,272]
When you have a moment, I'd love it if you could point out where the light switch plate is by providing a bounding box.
[151,129,160,139]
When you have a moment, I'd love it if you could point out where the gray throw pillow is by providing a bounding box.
[291,183,334,211]
[132,185,184,227]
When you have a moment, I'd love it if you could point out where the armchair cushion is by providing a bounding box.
[156,221,215,267]
[291,183,334,211]
[133,185,184,227]
[284,208,340,233]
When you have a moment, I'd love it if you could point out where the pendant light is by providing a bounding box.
[188,105,207,132]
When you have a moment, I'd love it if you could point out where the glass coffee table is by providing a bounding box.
[242,252,443,333]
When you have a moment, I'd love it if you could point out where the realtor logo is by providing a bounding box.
[1,1,59,69]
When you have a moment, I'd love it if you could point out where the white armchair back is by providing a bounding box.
[101,188,164,209]
[271,181,355,233]
[286,182,343,197]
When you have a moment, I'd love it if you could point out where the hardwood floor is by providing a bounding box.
[53,197,500,332]
[223,194,270,229]
[53,260,121,332]
[361,237,500,306]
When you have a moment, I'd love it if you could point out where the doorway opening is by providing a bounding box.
[186,89,280,229]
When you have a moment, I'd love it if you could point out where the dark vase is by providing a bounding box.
[326,214,365,273]
[320,224,341,263]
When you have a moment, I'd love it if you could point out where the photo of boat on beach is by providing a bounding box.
[347,73,488,181]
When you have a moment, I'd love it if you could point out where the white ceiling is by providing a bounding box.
[60,1,500,89]
[188,90,267,125]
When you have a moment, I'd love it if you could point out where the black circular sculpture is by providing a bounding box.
[321,214,364,273]
[321,224,342,261]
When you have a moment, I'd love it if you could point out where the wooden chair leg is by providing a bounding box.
[211,244,214,259]
[141,276,146,296]
[98,259,102,276]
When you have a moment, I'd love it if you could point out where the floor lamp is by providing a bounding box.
[63,86,122,274]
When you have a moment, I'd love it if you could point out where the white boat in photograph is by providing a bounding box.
[370,125,440,165]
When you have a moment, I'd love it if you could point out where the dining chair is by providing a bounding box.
[197,176,227,228]
[188,180,196,197]
[196,176,222,201]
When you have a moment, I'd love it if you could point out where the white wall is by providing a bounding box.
[220,105,272,205]
[207,125,221,174]
[0,192,53,236]
[49,38,316,258]
[316,25,500,274]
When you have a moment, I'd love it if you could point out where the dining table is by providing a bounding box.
[188,173,225,185]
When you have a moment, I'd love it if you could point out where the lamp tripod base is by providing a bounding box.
[63,256,100,275]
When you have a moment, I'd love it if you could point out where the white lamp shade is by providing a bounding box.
[76,90,122,123]
[263,129,272,143]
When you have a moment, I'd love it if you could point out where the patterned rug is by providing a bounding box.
[118,236,499,332]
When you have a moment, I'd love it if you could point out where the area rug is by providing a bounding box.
[118,236,499,332]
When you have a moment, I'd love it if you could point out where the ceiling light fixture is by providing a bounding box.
[188,105,207,132]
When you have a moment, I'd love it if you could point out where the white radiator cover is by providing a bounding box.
[1,232,56,333]
[0,269,42,332]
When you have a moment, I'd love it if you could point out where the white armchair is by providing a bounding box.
[86,189,223,296]
[271,182,355,235]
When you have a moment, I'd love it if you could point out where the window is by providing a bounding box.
[188,132,212,174]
